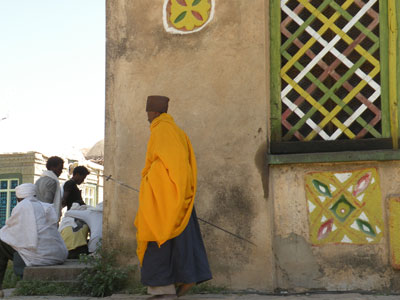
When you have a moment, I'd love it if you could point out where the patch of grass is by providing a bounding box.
[124,280,147,295]
[14,281,80,296]
[10,248,225,297]
[77,247,133,297]
[14,247,133,297]
[2,263,21,289]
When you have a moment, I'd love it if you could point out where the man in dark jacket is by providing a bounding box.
[62,166,90,210]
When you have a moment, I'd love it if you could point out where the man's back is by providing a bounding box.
[65,207,103,253]
[136,113,197,264]
[28,199,68,265]
[63,179,84,210]
[35,176,57,204]
[137,96,212,297]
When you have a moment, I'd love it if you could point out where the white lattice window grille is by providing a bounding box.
[269,0,400,155]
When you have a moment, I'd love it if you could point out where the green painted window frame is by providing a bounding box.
[0,174,22,182]
[269,0,400,164]
[0,174,22,226]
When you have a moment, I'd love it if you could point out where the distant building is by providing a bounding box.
[0,152,103,227]
[84,139,104,165]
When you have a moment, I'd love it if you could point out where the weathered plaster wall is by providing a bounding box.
[104,0,274,290]
[104,0,400,292]
[270,161,400,292]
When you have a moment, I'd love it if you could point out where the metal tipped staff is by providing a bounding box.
[103,174,257,246]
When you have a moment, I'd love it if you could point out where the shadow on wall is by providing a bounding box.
[202,184,256,279]
[255,142,268,199]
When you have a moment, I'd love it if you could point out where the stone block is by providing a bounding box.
[23,259,88,282]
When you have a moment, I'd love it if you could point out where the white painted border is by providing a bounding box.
[163,0,215,34]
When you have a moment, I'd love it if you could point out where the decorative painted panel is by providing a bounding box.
[389,197,400,269]
[305,168,383,245]
[279,0,382,141]
[163,0,215,34]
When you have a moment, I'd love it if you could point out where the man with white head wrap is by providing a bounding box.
[0,183,68,296]
[14,183,37,199]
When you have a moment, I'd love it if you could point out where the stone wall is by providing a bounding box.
[270,161,400,292]
[104,0,400,293]
[104,0,275,290]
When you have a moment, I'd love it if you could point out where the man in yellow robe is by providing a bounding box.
[135,96,212,300]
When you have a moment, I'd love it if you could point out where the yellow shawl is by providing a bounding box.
[134,113,197,265]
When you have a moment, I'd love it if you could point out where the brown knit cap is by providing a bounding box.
[146,95,169,113]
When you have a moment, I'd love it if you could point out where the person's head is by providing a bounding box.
[15,183,37,202]
[72,166,90,185]
[46,156,64,177]
[146,95,169,124]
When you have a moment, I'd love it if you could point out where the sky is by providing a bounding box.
[0,0,105,157]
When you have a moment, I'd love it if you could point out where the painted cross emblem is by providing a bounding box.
[305,168,383,245]
[163,0,215,34]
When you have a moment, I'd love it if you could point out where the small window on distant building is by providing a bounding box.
[82,184,96,207]
[0,178,19,227]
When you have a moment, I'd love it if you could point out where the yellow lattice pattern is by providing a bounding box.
[281,0,380,141]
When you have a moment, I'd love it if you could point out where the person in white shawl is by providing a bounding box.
[64,202,103,253]
[0,183,68,294]
[35,156,64,219]
[59,203,89,258]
